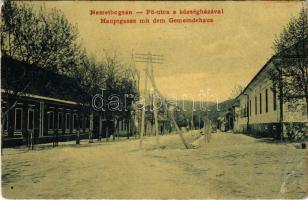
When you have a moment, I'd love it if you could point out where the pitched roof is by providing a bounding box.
[234,37,308,102]
[1,55,82,103]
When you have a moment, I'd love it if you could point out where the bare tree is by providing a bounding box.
[102,53,138,139]
[1,1,81,73]
[1,0,82,148]
[230,84,243,99]
[71,51,106,143]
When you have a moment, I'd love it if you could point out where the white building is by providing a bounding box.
[233,55,307,138]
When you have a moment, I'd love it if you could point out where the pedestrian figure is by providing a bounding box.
[98,133,102,141]
[25,130,30,149]
[30,131,35,150]
[27,130,34,150]
[26,131,31,150]
[53,130,59,147]
[89,131,94,143]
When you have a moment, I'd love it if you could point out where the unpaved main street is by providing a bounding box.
[1,132,307,199]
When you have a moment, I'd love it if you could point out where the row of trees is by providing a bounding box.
[1,1,138,140]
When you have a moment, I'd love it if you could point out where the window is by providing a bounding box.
[15,108,22,131]
[3,111,8,135]
[28,109,34,130]
[66,113,71,131]
[73,114,78,129]
[246,97,249,117]
[259,93,262,114]
[58,112,63,129]
[240,107,244,118]
[273,88,277,111]
[265,89,268,113]
[48,111,54,130]
[249,100,252,116]
[244,104,248,117]
[255,96,257,115]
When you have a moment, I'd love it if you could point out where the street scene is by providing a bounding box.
[1,1,308,199]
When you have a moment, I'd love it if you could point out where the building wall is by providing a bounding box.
[2,95,92,147]
[233,103,247,133]
[233,64,307,137]
[247,77,280,124]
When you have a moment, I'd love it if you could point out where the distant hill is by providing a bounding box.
[171,98,236,127]
[207,98,236,123]
[177,100,216,112]
[213,98,236,113]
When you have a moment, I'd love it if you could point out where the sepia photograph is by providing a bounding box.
[1,0,307,199]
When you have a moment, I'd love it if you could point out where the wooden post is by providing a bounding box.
[113,119,116,140]
[191,102,194,130]
[146,69,190,149]
[98,113,102,141]
[117,119,119,140]
[127,120,130,139]
[140,71,147,149]
[54,106,59,147]
[89,112,93,143]
[279,69,284,142]
[106,127,109,142]
[76,111,80,145]
[21,103,29,148]
[198,113,201,129]
[33,105,40,149]
[135,52,190,149]
[153,91,160,148]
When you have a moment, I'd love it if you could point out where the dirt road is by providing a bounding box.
[2,132,307,199]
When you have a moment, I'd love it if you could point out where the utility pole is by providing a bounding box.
[198,112,201,129]
[135,52,191,149]
[139,68,148,149]
[136,53,163,149]
[191,101,195,130]
[153,90,160,147]
[279,69,284,143]
[146,66,190,149]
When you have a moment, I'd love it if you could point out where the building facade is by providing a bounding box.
[2,93,92,147]
[232,57,307,138]
[1,56,133,147]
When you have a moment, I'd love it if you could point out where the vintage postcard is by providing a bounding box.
[1,0,307,199]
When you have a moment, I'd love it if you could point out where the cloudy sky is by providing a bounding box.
[31,1,304,102]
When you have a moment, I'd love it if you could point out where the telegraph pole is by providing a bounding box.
[135,53,163,149]
[139,68,148,148]
[135,52,191,149]
[191,101,195,130]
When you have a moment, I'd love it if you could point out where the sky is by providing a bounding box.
[29,1,304,102]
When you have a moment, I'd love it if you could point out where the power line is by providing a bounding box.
[135,52,190,149]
